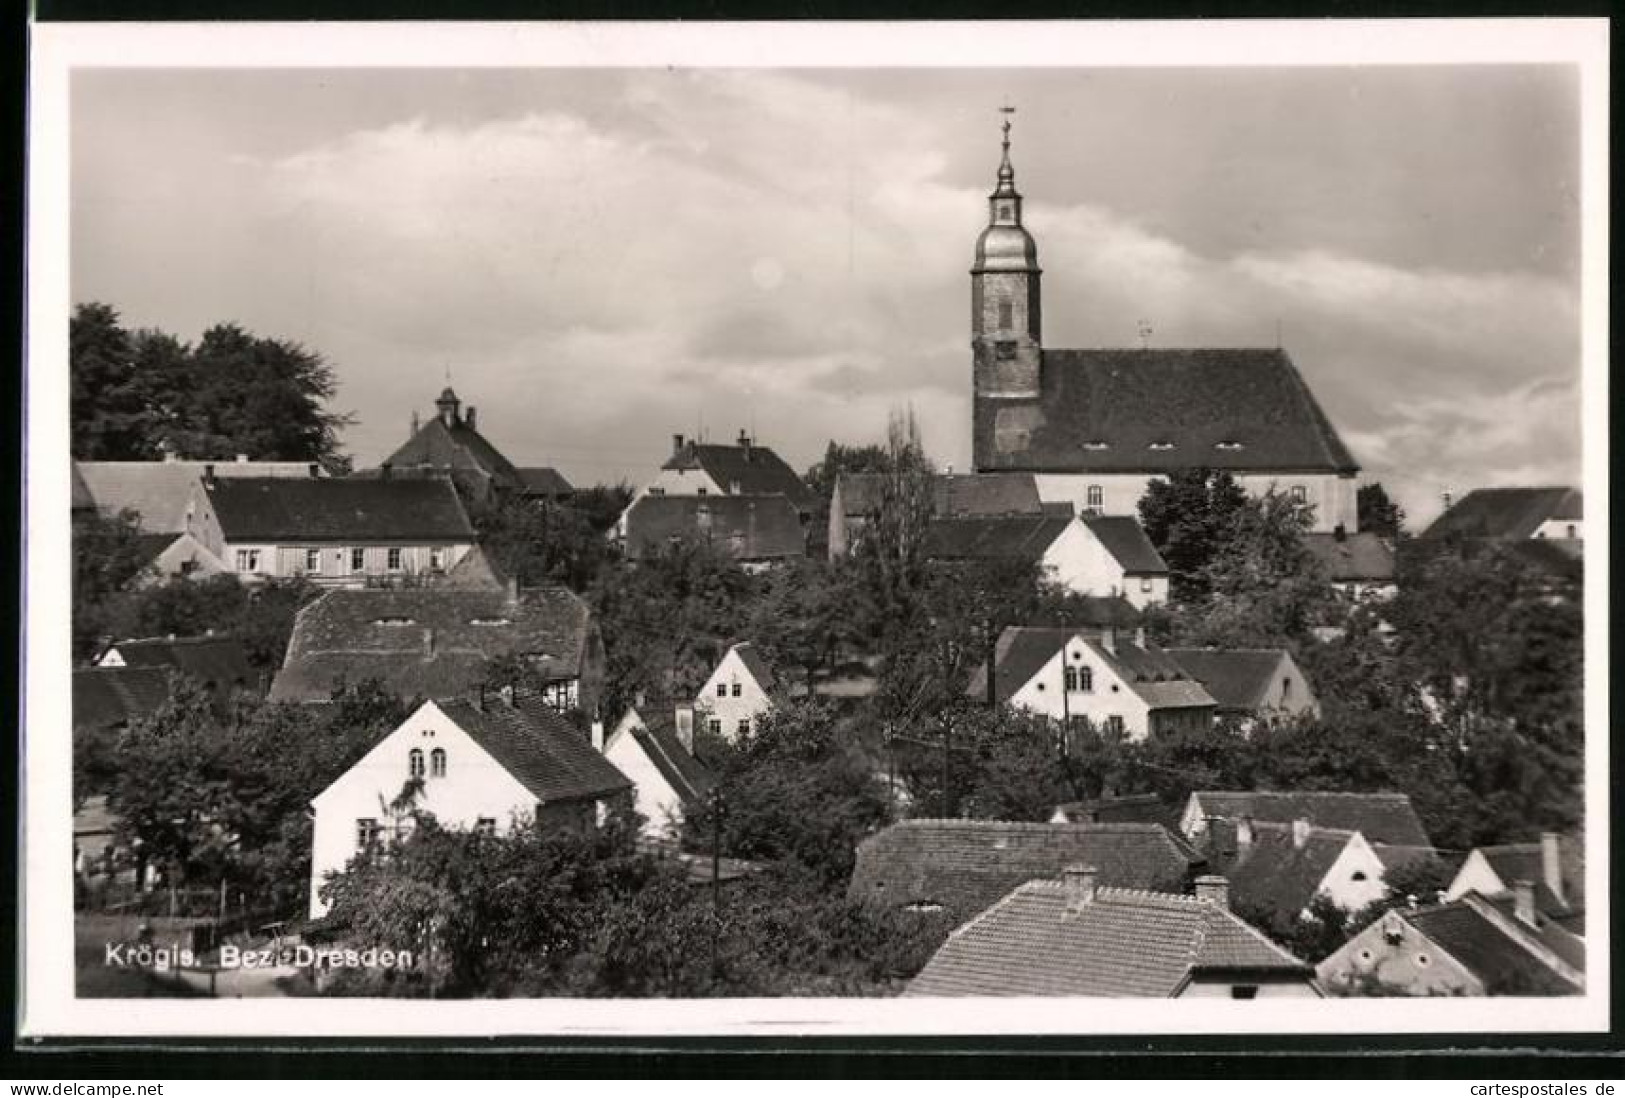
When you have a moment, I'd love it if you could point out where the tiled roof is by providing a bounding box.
[1082,516,1168,575]
[101,635,255,689]
[1478,895,1587,973]
[836,472,1043,519]
[663,440,816,511]
[73,667,174,729]
[626,709,716,805]
[1301,532,1397,583]
[1053,794,1180,830]
[623,495,806,562]
[380,415,523,489]
[75,459,325,533]
[1372,843,1440,877]
[730,642,778,695]
[269,586,593,703]
[1164,649,1292,712]
[849,819,1206,918]
[206,476,475,542]
[922,515,1074,562]
[516,467,575,497]
[1473,839,1585,917]
[1406,897,1581,995]
[1423,487,1582,541]
[437,544,511,591]
[1216,822,1354,917]
[973,348,1360,475]
[438,696,632,805]
[967,626,1213,710]
[1190,791,1431,848]
[905,879,1311,997]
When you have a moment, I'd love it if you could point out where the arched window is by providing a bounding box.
[408,749,425,779]
[430,748,447,778]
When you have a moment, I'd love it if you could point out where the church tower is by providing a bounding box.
[971,114,1042,399]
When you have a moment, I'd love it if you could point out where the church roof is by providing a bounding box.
[973,348,1359,475]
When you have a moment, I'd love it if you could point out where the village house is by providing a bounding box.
[1445,833,1584,935]
[965,122,1360,532]
[1301,528,1398,600]
[1424,486,1583,547]
[363,386,573,505]
[827,471,1043,559]
[94,633,257,694]
[1198,818,1395,921]
[694,642,778,742]
[600,701,715,840]
[966,625,1215,740]
[922,513,1168,605]
[1164,647,1319,728]
[183,472,477,587]
[268,582,604,713]
[1317,887,1585,997]
[1180,790,1433,851]
[620,494,806,570]
[617,431,818,538]
[307,693,633,918]
[848,819,1206,920]
[906,868,1321,998]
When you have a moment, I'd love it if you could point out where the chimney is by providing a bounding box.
[202,463,216,487]
[411,410,420,437]
[505,576,519,605]
[1100,627,1116,655]
[1512,879,1538,927]
[1334,522,1347,542]
[1236,815,1254,848]
[308,462,320,479]
[728,479,742,495]
[672,433,685,456]
[1292,817,1311,849]
[1061,864,1097,913]
[381,461,392,481]
[464,406,477,431]
[590,716,605,752]
[422,627,436,659]
[1134,625,1147,649]
[633,687,646,709]
[674,702,695,753]
[1441,489,1453,512]
[1541,833,1565,905]
[737,429,752,460]
[1194,875,1231,911]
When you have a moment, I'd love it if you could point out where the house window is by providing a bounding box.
[429,546,446,571]
[997,301,1014,329]
[355,818,381,851]
[430,748,446,778]
[179,560,199,576]
[1064,667,1079,691]
[716,683,728,698]
[474,817,496,837]
[731,683,743,698]
[708,718,722,736]
[351,547,366,573]
[1086,485,1103,510]
[737,719,751,737]
[1077,667,1093,692]
[1351,870,1367,882]
[994,340,1017,361]
[1416,953,1431,968]
[408,748,425,779]
[305,548,322,574]
[235,549,261,573]
[1230,986,1260,1000]
[1140,576,1153,593]
[1104,715,1125,736]
[387,547,404,572]
[1282,677,1292,698]
[696,486,707,496]
[1291,486,1308,504]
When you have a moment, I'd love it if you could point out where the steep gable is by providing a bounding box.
[664,439,815,510]
[438,696,632,805]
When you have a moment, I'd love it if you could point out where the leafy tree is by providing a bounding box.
[1183,490,1332,647]
[845,409,937,651]
[71,508,157,659]
[1137,468,1250,604]
[469,494,615,591]
[95,574,320,674]
[70,304,153,459]
[1357,482,1406,538]
[803,440,891,504]
[747,558,851,695]
[568,481,635,536]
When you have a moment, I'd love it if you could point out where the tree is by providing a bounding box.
[470,494,615,591]
[1180,490,1333,647]
[845,409,937,651]
[1358,482,1406,538]
[803,440,891,504]
[70,304,153,459]
[71,508,157,659]
[1137,468,1250,604]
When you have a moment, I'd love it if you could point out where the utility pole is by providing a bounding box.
[941,638,958,819]
[710,785,724,980]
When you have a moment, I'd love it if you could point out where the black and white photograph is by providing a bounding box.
[22,19,1608,1038]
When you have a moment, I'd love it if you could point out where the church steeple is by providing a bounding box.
[972,109,1043,403]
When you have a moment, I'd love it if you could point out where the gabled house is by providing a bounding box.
[74,456,329,533]
[828,471,1043,559]
[1164,648,1319,728]
[620,494,806,569]
[695,642,778,742]
[367,386,556,505]
[1317,888,1585,997]
[906,869,1320,998]
[619,431,817,536]
[1180,790,1432,850]
[1201,818,1393,920]
[966,626,1215,741]
[308,694,633,918]
[1302,529,1398,600]
[186,473,477,586]
[95,633,257,694]
[1446,833,1584,934]
[922,513,1155,603]
[848,819,1206,920]
[268,583,604,712]
[601,701,715,839]
[1423,486,1583,546]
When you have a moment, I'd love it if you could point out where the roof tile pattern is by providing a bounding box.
[1191,791,1431,848]
[837,472,1043,519]
[206,477,474,542]
[968,626,1213,710]
[1164,649,1292,712]
[1423,487,1582,541]
[922,515,1074,562]
[663,441,816,511]
[973,349,1360,474]
[1216,822,1354,917]
[381,415,523,489]
[73,667,175,729]
[1082,516,1168,574]
[438,697,631,804]
[626,710,716,805]
[1406,900,1580,995]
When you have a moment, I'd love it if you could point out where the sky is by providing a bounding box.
[69,63,1583,528]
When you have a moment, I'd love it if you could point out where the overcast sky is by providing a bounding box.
[70,64,1581,527]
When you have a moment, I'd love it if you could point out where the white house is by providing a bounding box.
[600,702,715,840]
[695,642,778,742]
[307,694,632,918]
[967,626,1215,742]
[1164,648,1320,728]
[922,513,1165,603]
[1205,818,1395,920]
[1445,833,1583,930]
[617,431,818,539]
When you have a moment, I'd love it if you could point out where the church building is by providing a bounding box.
[969,121,1360,533]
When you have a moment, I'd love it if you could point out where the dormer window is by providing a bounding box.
[1215,440,1243,451]
[373,616,417,626]
[1081,441,1110,451]
[469,617,512,626]
[1148,441,1175,451]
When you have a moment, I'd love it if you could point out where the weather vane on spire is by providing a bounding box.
[1000,104,1015,146]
